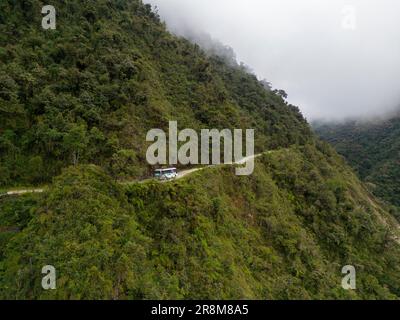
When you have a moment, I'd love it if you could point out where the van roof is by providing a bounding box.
[155,168,177,171]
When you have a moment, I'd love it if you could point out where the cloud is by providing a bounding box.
[144,0,400,120]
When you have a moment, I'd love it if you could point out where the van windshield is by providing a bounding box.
[154,168,176,176]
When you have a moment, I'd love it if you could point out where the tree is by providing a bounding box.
[273,89,288,100]
[63,124,88,166]
[109,149,139,180]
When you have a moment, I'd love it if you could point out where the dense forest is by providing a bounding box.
[2,145,400,299]
[314,115,400,219]
[0,0,310,186]
[1,0,400,299]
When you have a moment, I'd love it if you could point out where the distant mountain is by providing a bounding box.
[314,114,400,216]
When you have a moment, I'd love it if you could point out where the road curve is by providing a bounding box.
[2,153,265,195]
[175,153,262,180]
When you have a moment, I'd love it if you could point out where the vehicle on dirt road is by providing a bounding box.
[154,168,178,181]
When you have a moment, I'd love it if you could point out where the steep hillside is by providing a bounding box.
[314,116,400,216]
[1,143,400,299]
[0,0,310,186]
[1,0,400,300]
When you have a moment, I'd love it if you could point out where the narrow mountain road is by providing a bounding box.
[0,189,44,197]
[135,153,264,184]
[175,153,263,180]
[1,153,266,196]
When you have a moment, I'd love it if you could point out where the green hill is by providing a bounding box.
[314,115,400,217]
[2,145,400,299]
[0,0,310,186]
[1,0,400,299]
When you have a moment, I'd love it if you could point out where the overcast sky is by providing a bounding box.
[143,0,400,121]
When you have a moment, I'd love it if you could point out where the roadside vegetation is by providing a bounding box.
[0,0,310,187]
[1,0,400,300]
[1,144,400,299]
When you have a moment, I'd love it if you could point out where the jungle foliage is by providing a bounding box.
[315,116,400,219]
[1,145,400,299]
[0,0,311,186]
[1,0,400,300]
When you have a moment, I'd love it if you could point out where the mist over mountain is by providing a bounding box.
[2,0,400,301]
[145,0,400,121]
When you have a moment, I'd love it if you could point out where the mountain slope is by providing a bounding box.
[0,0,310,186]
[1,0,400,300]
[314,116,400,216]
[1,144,400,299]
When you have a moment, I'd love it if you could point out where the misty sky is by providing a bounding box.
[144,0,400,121]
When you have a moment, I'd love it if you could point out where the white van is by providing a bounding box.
[154,168,178,180]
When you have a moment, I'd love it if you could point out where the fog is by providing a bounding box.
[143,0,400,121]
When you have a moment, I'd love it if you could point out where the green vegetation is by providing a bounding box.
[0,0,311,187]
[1,0,400,300]
[314,116,400,218]
[1,145,400,299]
